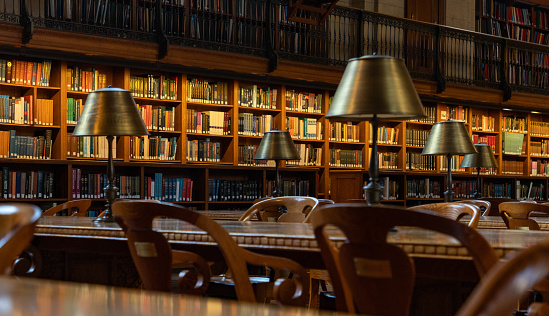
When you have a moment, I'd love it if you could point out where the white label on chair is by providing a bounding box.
[354,258,392,278]
[134,242,158,257]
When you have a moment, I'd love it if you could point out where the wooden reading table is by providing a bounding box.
[0,276,348,316]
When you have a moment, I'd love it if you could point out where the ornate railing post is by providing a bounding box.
[501,39,512,101]
[156,0,168,59]
[20,0,33,44]
[434,25,446,93]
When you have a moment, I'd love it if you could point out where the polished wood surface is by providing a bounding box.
[0,276,347,316]
[408,202,481,228]
[34,216,549,264]
[42,200,92,217]
[239,197,319,223]
[474,216,549,230]
[498,202,549,230]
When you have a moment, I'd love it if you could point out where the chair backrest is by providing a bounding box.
[498,202,549,230]
[239,196,319,223]
[478,198,517,216]
[311,204,499,315]
[0,203,42,274]
[457,200,492,216]
[456,239,549,316]
[42,199,92,217]
[408,202,481,228]
[112,200,308,305]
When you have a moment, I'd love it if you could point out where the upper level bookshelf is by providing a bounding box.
[476,0,549,45]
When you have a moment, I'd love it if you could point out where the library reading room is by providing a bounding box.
[5,0,549,315]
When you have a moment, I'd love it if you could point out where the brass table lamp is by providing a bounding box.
[460,143,498,198]
[72,87,149,222]
[254,130,299,197]
[422,120,477,202]
[325,55,426,205]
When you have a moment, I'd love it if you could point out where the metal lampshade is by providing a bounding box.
[254,130,300,161]
[72,87,149,137]
[422,121,477,156]
[325,55,426,121]
[460,144,498,168]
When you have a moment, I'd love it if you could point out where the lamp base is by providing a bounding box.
[444,190,455,203]
[93,214,116,223]
[364,181,382,206]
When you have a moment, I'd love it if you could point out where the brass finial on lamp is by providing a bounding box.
[72,87,149,222]
[422,120,477,202]
[460,144,498,198]
[325,55,426,205]
[254,130,299,197]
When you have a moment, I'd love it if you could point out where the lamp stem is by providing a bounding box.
[95,135,117,222]
[474,167,482,198]
[444,154,454,202]
[273,160,281,197]
[365,115,382,205]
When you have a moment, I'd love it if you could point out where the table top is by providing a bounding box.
[475,215,549,230]
[35,216,549,261]
[0,276,347,316]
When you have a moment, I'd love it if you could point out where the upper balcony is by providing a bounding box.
[1,0,549,109]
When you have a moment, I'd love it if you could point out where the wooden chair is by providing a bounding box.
[239,196,319,223]
[498,202,549,230]
[112,200,308,306]
[42,199,92,216]
[0,203,42,274]
[478,198,517,216]
[408,202,481,228]
[310,204,499,315]
[457,199,492,216]
[456,239,549,316]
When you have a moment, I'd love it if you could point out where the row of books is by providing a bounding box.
[285,90,322,113]
[406,178,441,198]
[408,106,437,123]
[66,66,108,92]
[483,182,512,198]
[286,117,322,140]
[530,160,549,176]
[406,128,429,147]
[130,74,178,100]
[442,105,468,122]
[138,104,176,131]
[0,59,52,87]
[501,159,524,175]
[66,98,84,125]
[530,140,549,157]
[530,121,549,136]
[329,122,360,142]
[130,136,178,161]
[187,79,228,104]
[187,109,231,135]
[238,113,273,136]
[266,179,310,197]
[502,116,528,133]
[371,126,399,145]
[516,180,544,200]
[472,134,497,152]
[1,168,55,199]
[238,85,278,109]
[186,138,220,162]
[471,114,496,132]
[67,135,116,159]
[2,130,53,159]
[440,156,465,172]
[406,152,436,171]
[144,173,193,201]
[452,180,478,199]
[0,96,54,126]
[286,144,322,167]
[237,144,274,167]
[379,177,400,200]
[72,168,140,199]
[207,179,262,201]
[328,149,362,168]
[479,19,509,38]
[376,152,399,169]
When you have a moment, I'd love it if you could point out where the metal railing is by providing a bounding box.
[3,0,549,97]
